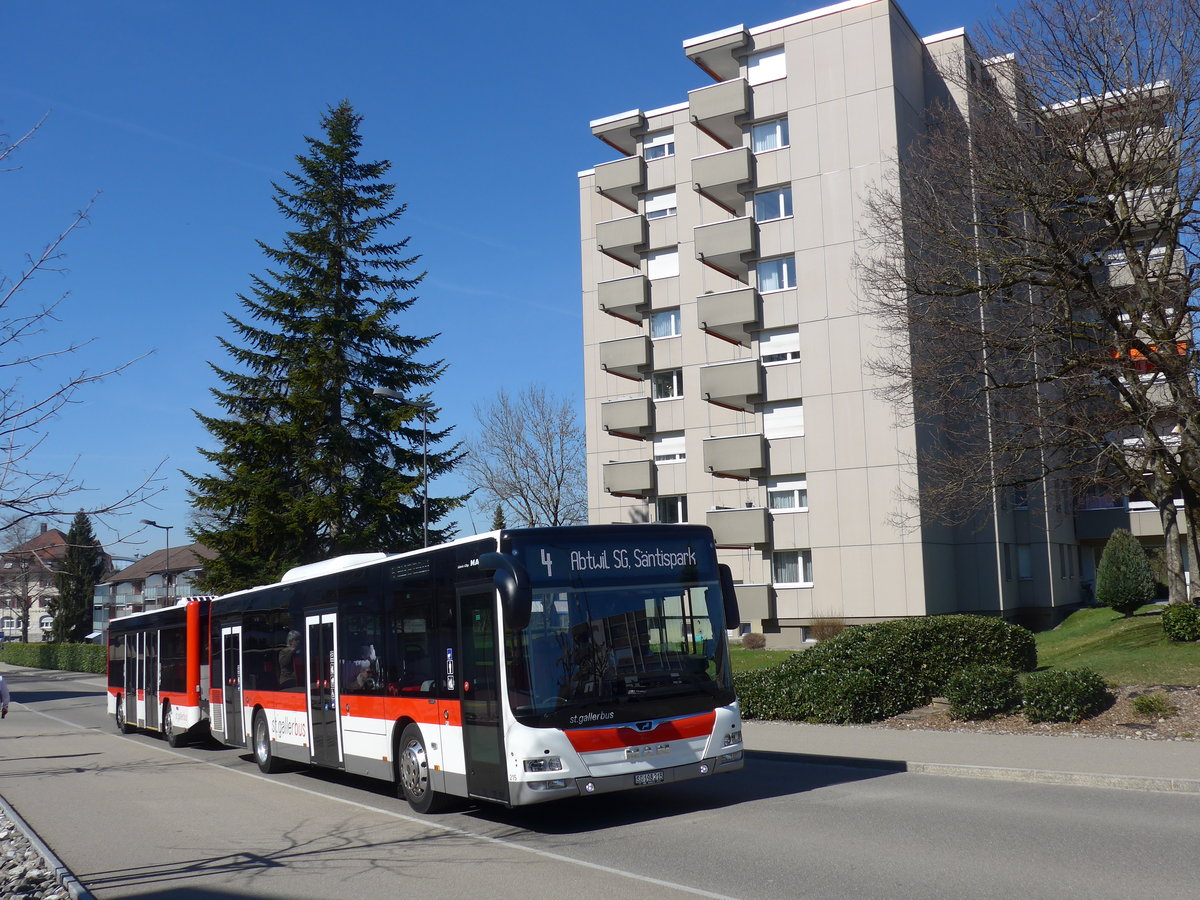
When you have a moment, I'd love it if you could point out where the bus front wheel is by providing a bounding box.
[115,695,134,734]
[253,711,280,774]
[397,723,449,814]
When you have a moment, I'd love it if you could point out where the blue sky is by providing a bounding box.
[2,0,1003,562]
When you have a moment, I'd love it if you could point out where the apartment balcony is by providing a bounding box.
[1104,248,1187,289]
[683,25,748,81]
[692,147,752,214]
[699,358,762,411]
[730,583,773,623]
[688,78,750,149]
[599,334,651,381]
[596,214,647,268]
[695,217,756,281]
[702,433,767,480]
[707,506,770,548]
[594,155,645,214]
[603,459,656,498]
[591,109,645,156]
[1084,126,1177,179]
[597,274,649,324]
[698,286,759,345]
[601,397,653,441]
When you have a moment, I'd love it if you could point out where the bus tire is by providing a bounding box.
[115,695,134,734]
[253,710,280,774]
[162,701,186,748]
[397,723,449,814]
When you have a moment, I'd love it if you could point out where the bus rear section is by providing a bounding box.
[106,597,211,747]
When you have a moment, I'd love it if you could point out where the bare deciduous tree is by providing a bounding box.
[1,117,161,533]
[859,0,1200,602]
[464,385,586,528]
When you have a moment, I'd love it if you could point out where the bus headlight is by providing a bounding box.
[723,729,742,747]
[523,756,564,773]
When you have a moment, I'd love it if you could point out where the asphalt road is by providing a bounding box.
[2,666,1198,900]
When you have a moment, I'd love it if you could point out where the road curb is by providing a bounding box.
[748,749,1200,795]
[0,793,96,900]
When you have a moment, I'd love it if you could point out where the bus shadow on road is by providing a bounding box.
[468,749,899,834]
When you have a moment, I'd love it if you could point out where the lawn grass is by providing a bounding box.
[729,646,795,673]
[1034,604,1200,686]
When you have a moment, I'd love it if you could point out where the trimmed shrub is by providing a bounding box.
[0,641,106,674]
[945,664,1023,720]
[733,614,1037,724]
[1022,668,1113,723]
[1161,602,1200,642]
[1131,691,1177,718]
[1095,529,1155,617]
[740,632,768,650]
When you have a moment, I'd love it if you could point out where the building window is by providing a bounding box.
[39,615,53,629]
[646,248,679,280]
[773,549,813,586]
[644,189,677,219]
[1,616,13,630]
[644,129,675,160]
[760,327,800,365]
[1013,486,1029,509]
[763,400,804,438]
[768,475,808,511]
[652,368,683,400]
[653,432,686,464]
[747,47,786,85]
[656,494,688,523]
[1003,544,1013,581]
[757,256,796,292]
[751,117,789,153]
[754,186,793,222]
[1017,544,1032,580]
[651,308,682,339]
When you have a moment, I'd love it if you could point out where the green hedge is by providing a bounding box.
[734,615,1037,724]
[1161,603,1200,642]
[0,642,106,674]
[1021,668,1113,723]
[945,664,1023,720]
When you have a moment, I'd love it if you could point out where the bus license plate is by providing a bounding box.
[634,770,664,786]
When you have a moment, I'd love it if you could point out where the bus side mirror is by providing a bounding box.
[718,564,740,629]
[479,552,532,630]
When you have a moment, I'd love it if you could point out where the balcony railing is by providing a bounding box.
[688,78,750,149]
[599,335,651,381]
[707,507,770,547]
[699,358,762,411]
[597,274,650,324]
[596,214,647,268]
[698,286,759,345]
[692,147,752,214]
[594,155,645,214]
[702,433,767,480]
[603,459,656,498]
[601,397,654,440]
[591,109,645,156]
[695,217,756,281]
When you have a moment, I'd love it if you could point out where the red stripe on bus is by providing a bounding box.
[243,690,308,712]
[565,711,716,753]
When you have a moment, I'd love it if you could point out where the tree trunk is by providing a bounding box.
[1159,503,1188,604]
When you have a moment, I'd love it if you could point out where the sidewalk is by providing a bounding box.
[745,719,1200,794]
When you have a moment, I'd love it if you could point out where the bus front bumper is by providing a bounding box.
[511,749,744,806]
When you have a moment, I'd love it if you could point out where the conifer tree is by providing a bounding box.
[186,101,461,593]
[50,512,106,642]
[1095,529,1156,617]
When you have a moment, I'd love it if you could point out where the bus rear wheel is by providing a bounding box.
[115,695,134,734]
[253,710,280,774]
[397,723,449,814]
[162,701,186,748]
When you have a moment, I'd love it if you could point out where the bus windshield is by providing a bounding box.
[503,529,736,728]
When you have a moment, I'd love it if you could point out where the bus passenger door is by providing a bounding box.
[132,632,145,727]
[145,630,159,730]
[306,613,342,768]
[458,588,508,804]
[221,626,243,745]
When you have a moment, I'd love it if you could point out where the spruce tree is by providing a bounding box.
[491,503,505,531]
[186,101,461,593]
[51,512,106,642]
[1095,529,1156,617]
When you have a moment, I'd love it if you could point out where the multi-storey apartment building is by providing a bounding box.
[578,0,1113,645]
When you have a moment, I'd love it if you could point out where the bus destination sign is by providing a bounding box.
[520,540,711,584]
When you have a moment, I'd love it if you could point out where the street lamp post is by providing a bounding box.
[140,519,172,605]
[372,388,431,548]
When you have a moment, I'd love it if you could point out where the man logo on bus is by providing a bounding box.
[540,549,553,576]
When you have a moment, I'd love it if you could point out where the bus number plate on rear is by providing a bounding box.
[634,770,665,786]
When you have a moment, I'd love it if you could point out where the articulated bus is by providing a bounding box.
[108,524,743,812]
